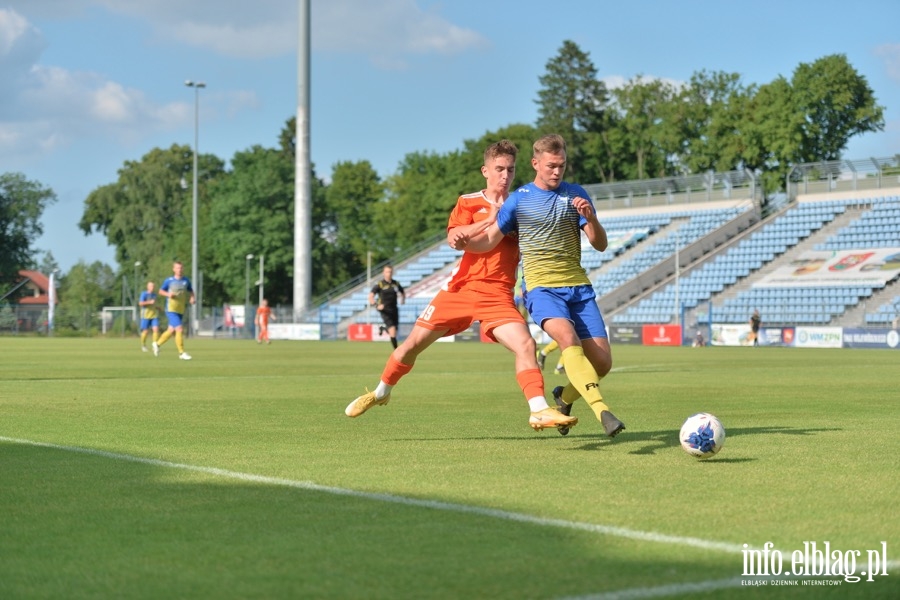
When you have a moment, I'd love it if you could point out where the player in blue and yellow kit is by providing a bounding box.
[153,261,195,360]
[466,134,624,438]
[139,281,160,352]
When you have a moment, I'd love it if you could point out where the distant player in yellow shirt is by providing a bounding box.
[139,281,160,352]
[153,261,195,361]
[536,339,565,374]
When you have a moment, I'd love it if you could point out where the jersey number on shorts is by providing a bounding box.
[420,305,435,321]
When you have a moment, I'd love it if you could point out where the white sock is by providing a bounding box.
[528,396,550,412]
[375,381,392,399]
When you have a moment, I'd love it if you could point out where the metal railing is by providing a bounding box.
[786,155,900,199]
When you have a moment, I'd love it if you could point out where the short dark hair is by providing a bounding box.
[484,139,518,164]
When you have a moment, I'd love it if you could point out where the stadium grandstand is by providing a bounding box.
[306,155,900,347]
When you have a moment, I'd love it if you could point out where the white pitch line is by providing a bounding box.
[559,577,746,600]
[4,434,897,589]
[2,435,743,553]
[561,566,900,600]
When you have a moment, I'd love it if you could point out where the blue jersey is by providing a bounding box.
[160,276,193,315]
[139,291,158,319]
[497,181,592,288]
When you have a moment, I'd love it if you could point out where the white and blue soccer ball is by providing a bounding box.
[680,413,725,459]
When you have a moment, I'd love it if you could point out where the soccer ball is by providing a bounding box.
[679,413,725,459]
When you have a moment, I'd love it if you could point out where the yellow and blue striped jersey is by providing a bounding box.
[496,182,592,288]
[160,276,193,315]
[139,291,158,319]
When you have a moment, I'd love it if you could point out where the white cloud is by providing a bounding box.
[0,9,188,162]
[875,43,900,84]
[314,0,488,67]
[0,1,483,164]
[0,8,46,81]
[1,1,92,19]
[6,0,488,63]
[602,74,687,92]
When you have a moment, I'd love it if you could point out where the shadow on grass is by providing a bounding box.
[0,441,757,600]
[573,425,840,456]
[393,425,840,460]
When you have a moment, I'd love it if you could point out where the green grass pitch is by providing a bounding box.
[1,338,897,599]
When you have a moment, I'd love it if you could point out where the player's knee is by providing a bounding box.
[594,357,612,377]
[522,335,536,355]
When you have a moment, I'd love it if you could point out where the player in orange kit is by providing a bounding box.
[255,298,275,344]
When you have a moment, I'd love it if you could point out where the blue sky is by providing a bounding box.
[2,0,899,272]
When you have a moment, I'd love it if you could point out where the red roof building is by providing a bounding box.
[16,270,55,306]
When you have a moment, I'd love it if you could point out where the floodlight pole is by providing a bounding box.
[245,254,254,335]
[185,79,206,336]
[133,261,141,316]
[258,254,264,306]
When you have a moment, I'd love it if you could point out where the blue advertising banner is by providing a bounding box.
[758,327,796,347]
[842,328,900,350]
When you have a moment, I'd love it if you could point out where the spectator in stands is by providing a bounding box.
[347,140,576,433]
[750,309,761,346]
[465,134,625,438]
[368,265,405,349]
[139,281,159,352]
[693,329,705,347]
[255,298,275,344]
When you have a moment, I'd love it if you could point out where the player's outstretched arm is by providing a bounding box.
[457,222,505,254]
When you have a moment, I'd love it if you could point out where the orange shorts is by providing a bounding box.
[414,281,525,342]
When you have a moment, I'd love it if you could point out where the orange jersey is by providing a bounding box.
[445,191,519,292]
[256,306,271,326]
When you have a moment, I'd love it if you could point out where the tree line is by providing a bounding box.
[1,41,885,329]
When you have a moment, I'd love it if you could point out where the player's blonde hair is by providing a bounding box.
[484,139,518,164]
[533,134,566,158]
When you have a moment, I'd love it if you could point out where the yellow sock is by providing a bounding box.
[543,339,559,354]
[141,331,147,346]
[175,330,184,353]
[561,346,610,418]
[560,383,580,405]
[153,331,159,343]
[158,330,172,346]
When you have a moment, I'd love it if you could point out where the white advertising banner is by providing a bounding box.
[755,248,900,288]
[269,323,321,340]
[794,327,843,348]
[710,324,753,346]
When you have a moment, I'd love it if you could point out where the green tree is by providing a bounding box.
[535,40,609,182]
[791,54,885,162]
[205,145,295,306]
[0,172,56,288]
[326,161,385,264]
[56,260,116,331]
[79,144,226,283]
[610,76,680,179]
[378,150,470,258]
[742,76,803,193]
[38,251,61,277]
[675,70,753,174]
